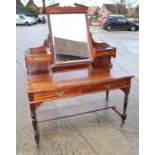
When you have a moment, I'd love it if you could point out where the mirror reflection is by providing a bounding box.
[50,14,91,64]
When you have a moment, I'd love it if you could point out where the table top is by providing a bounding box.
[27,65,133,93]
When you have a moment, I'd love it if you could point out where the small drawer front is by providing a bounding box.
[85,79,128,93]
[33,86,84,101]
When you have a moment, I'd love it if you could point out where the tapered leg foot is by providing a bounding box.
[31,112,40,145]
[120,87,130,126]
[34,130,40,145]
[121,114,127,127]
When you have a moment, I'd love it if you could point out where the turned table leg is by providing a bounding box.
[30,104,40,145]
[121,87,130,126]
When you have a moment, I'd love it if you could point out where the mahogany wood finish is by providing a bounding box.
[25,54,52,65]
[45,3,88,14]
[24,4,134,145]
[26,65,133,145]
[92,39,116,68]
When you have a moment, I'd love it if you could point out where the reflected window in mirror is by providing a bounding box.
[49,14,91,64]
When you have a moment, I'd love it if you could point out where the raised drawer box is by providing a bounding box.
[33,86,84,101]
[85,79,129,93]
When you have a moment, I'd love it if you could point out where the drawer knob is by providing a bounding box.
[104,84,111,89]
[55,92,64,97]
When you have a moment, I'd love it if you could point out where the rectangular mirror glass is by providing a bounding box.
[49,14,91,64]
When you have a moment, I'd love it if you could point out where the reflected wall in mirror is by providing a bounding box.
[50,14,91,64]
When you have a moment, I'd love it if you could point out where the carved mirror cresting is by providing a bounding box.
[46,4,92,68]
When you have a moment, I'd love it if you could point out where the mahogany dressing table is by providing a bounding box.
[25,3,133,145]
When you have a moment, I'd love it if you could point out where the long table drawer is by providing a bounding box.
[85,79,129,93]
[33,86,84,101]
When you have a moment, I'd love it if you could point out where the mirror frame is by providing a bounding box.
[45,3,93,68]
